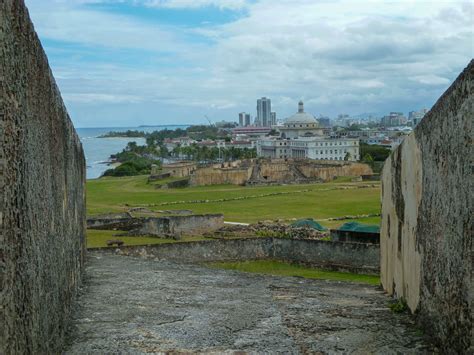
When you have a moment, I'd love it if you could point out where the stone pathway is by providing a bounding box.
[65,253,431,354]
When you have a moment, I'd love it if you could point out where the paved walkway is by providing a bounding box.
[65,253,430,354]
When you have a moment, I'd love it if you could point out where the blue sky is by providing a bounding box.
[25,0,473,128]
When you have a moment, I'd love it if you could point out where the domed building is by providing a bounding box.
[279,101,323,139]
[257,100,360,161]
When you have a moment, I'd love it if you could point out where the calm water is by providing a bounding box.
[76,125,188,179]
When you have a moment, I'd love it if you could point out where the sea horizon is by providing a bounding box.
[77,125,190,179]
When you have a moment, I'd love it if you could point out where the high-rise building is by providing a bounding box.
[238,112,245,126]
[256,97,272,127]
[239,112,251,127]
[244,114,251,126]
[271,112,276,126]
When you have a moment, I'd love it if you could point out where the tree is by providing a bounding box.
[362,153,374,165]
[344,152,351,161]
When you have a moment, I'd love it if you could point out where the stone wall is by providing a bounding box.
[93,237,380,273]
[189,159,372,186]
[273,238,379,274]
[1,1,86,354]
[87,214,224,237]
[380,61,472,352]
[190,166,252,186]
[137,214,224,236]
[297,161,373,182]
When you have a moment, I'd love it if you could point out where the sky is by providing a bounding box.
[25,0,473,128]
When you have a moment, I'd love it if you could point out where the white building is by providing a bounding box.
[279,101,323,139]
[256,101,359,161]
[257,136,359,160]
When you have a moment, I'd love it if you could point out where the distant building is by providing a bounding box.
[257,136,359,161]
[238,112,245,126]
[238,112,251,127]
[381,112,407,127]
[232,126,272,137]
[244,114,251,126]
[409,108,428,126]
[256,97,272,127]
[279,101,323,139]
[257,101,359,161]
[271,112,276,126]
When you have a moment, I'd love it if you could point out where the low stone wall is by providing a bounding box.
[273,238,379,274]
[93,237,380,274]
[380,61,472,352]
[138,214,224,236]
[88,214,224,236]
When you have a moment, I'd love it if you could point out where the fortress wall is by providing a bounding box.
[190,166,252,185]
[380,61,472,352]
[298,162,373,182]
[1,1,86,354]
[260,161,293,180]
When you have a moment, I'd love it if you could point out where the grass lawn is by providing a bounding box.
[87,175,381,224]
[208,260,380,285]
[86,229,209,248]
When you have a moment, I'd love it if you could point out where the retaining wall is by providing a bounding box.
[380,60,472,352]
[1,1,86,353]
[93,238,380,274]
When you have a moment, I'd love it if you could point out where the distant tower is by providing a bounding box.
[238,112,245,126]
[256,97,272,127]
[245,113,251,126]
[271,112,276,126]
[298,100,304,113]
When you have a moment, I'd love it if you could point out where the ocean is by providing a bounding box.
[76,125,189,179]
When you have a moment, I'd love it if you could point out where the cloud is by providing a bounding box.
[24,0,474,126]
[144,0,249,10]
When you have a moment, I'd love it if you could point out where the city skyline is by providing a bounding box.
[25,0,473,128]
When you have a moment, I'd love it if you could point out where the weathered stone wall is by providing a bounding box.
[190,166,252,185]
[380,60,472,352]
[92,238,380,273]
[88,214,224,237]
[189,159,372,186]
[138,214,224,236]
[273,238,379,274]
[162,161,197,178]
[297,161,373,182]
[1,1,86,354]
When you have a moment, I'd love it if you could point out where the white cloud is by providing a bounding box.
[144,0,249,10]
[24,0,474,126]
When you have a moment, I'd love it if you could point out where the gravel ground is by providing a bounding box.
[65,253,431,354]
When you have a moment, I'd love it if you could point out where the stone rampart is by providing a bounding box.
[297,161,373,182]
[380,60,472,352]
[190,166,252,185]
[1,1,86,353]
[93,238,380,273]
[189,159,372,186]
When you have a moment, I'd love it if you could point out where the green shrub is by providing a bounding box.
[389,298,408,313]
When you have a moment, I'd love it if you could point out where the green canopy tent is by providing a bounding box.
[338,222,380,233]
[291,218,327,231]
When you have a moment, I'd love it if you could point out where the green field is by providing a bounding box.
[208,260,380,285]
[86,175,381,225]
